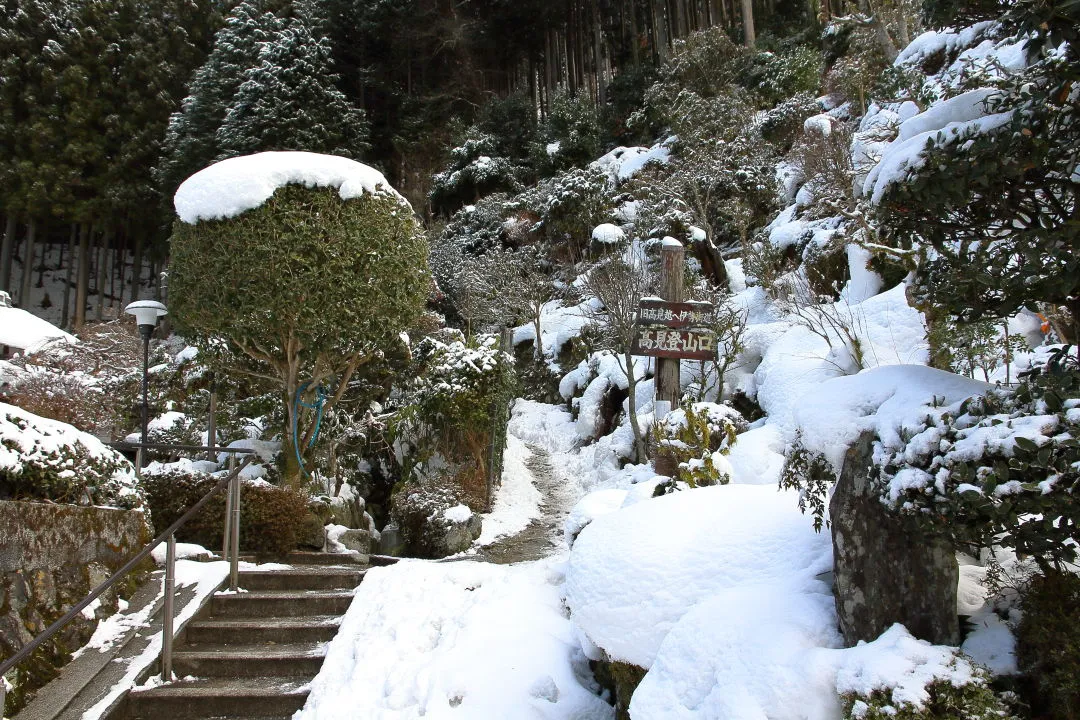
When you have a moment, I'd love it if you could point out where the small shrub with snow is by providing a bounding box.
[535,165,615,257]
[393,334,516,507]
[388,481,473,558]
[842,670,1012,720]
[141,465,308,555]
[0,403,140,508]
[651,402,744,487]
[430,134,522,216]
[838,625,1015,720]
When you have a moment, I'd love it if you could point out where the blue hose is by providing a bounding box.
[292,382,328,478]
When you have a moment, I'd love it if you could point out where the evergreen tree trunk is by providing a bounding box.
[629,0,641,67]
[75,223,92,327]
[651,0,667,61]
[0,215,15,294]
[35,224,47,289]
[95,227,111,321]
[19,218,37,309]
[593,0,605,106]
[61,224,77,329]
[740,0,756,47]
[130,230,144,304]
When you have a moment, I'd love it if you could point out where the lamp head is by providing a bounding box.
[125,300,168,340]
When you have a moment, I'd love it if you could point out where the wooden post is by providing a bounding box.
[654,238,684,478]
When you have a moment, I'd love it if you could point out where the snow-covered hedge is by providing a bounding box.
[0,402,140,508]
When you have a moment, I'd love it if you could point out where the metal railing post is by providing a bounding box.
[135,446,144,482]
[222,465,234,561]
[161,533,176,683]
[229,455,240,591]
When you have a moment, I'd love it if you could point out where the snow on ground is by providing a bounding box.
[474,435,542,546]
[629,582,842,720]
[174,151,408,224]
[512,297,599,367]
[297,558,613,720]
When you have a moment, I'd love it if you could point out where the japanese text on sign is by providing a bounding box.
[631,328,716,360]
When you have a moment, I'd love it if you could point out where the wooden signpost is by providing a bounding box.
[643,238,717,477]
[631,299,717,360]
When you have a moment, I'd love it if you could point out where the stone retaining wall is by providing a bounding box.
[0,501,151,713]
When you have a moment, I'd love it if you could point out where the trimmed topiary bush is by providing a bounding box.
[141,467,308,556]
[169,158,429,487]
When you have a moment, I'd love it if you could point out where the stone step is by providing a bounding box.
[125,676,309,720]
[238,551,369,566]
[172,643,326,678]
[237,567,365,592]
[211,590,353,618]
[183,616,342,645]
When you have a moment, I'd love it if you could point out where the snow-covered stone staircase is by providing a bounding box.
[122,558,365,720]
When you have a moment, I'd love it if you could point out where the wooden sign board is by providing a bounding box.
[631,327,717,360]
[637,298,714,329]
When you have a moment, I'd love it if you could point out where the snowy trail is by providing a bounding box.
[464,443,575,564]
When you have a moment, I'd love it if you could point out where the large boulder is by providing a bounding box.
[830,432,959,646]
[338,528,375,554]
[297,513,326,551]
[378,521,405,557]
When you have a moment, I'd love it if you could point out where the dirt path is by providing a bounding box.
[466,443,575,564]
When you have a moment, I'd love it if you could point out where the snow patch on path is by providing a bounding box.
[297,558,613,720]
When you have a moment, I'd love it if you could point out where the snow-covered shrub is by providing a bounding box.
[1015,569,1080,719]
[532,89,605,175]
[739,45,823,109]
[651,403,744,487]
[841,662,1011,720]
[760,92,822,151]
[3,320,148,438]
[436,193,513,254]
[536,165,614,258]
[0,403,140,508]
[141,466,308,555]
[783,348,1080,566]
[790,120,857,215]
[393,335,516,507]
[824,20,892,113]
[875,350,1079,567]
[388,481,474,558]
[430,133,523,215]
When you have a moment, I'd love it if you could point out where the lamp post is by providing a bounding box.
[125,300,168,460]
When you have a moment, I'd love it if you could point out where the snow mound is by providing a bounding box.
[565,484,832,668]
[592,223,626,245]
[793,364,990,475]
[629,583,842,720]
[298,559,613,720]
[0,305,76,352]
[174,151,408,224]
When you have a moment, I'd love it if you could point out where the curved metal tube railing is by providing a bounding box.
[0,450,254,710]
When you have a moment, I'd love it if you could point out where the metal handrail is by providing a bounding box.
[0,455,253,705]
